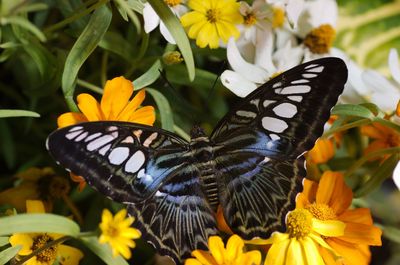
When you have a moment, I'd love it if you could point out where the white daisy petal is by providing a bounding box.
[394,161,400,190]
[254,28,275,72]
[227,38,269,84]
[286,0,305,28]
[389,49,400,85]
[221,70,258,97]
[143,3,160,33]
[159,22,176,44]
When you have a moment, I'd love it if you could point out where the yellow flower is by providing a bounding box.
[9,200,83,265]
[297,171,382,265]
[57,76,156,189]
[304,24,336,54]
[99,209,141,259]
[250,208,345,265]
[185,234,261,265]
[180,0,243,49]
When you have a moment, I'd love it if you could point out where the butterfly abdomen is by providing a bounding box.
[189,136,219,209]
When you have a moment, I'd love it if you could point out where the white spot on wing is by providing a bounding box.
[66,131,82,140]
[263,100,276,107]
[288,96,303,102]
[125,150,145,173]
[99,144,111,155]
[87,135,115,151]
[270,134,280,140]
[74,131,88,142]
[236,110,256,118]
[302,73,317,78]
[278,85,310,94]
[122,136,134,143]
[273,82,281,88]
[291,79,309,84]
[143,133,158,147]
[262,117,288,133]
[85,132,102,142]
[305,64,318,69]
[107,126,118,131]
[68,126,83,132]
[307,66,324,73]
[108,147,130,165]
[250,99,259,106]
[273,103,297,118]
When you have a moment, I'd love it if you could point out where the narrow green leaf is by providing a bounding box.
[147,88,173,131]
[383,225,400,244]
[147,0,195,81]
[0,237,9,247]
[373,117,400,133]
[61,4,112,111]
[3,16,46,42]
[0,109,40,118]
[0,245,21,265]
[0,42,21,49]
[114,0,141,32]
[354,154,400,197]
[99,31,134,60]
[0,214,80,236]
[80,237,129,265]
[331,104,375,119]
[133,60,162,89]
[126,0,144,14]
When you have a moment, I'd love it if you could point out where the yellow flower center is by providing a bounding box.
[32,234,58,263]
[164,0,182,7]
[270,71,283,79]
[163,51,184,65]
[287,209,313,239]
[304,24,336,54]
[206,8,221,23]
[104,224,121,238]
[306,203,337,221]
[244,13,257,26]
[272,7,285,28]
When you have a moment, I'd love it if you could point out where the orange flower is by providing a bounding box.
[307,138,335,164]
[297,171,382,265]
[396,100,400,117]
[57,76,156,189]
[361,122,400,160]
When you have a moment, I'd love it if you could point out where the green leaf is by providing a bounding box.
[0,214,80,236]
[147,0,195,81]
[354,154,400,197]
[382,225,400,244]
[126,0,144,14]
[0,245,21,265]
[147,88,173,131]
[373,117,400,133]
[114,0,141,32]
[0,237,9,247]
[331,104,375,119]
[99,31,134,60]
[133,60,162,89]
[2,16,46,42]
[61,4,112,112]
[80,237,129,265]
[0,109,40,118]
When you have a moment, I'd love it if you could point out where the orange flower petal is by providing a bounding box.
[77,93,104,121]
[308,139,335,164]
[57,112,87,128]
[338,222,382,246]
[26,200,46,213]
[326,238,371,265]
[316,172,351,212]
[338,208,373,225]
[318,245,339,265]
[297,178,318,207]
[396,100,400,117]
[128,106,156,125]
[216,205,233,234]
[360,125,385,139]
[363,140,389,156]
[101,76,133,120]
[117,90,146,121]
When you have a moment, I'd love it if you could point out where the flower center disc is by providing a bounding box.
[164,0,182,7]
[304,24,336,54]
[287,209,313,239]
[32,234,58,263]
[306,203,337,221]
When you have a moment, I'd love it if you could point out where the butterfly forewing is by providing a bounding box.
[211,57,347,239]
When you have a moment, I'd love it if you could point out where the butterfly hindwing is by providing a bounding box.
[211,57,347,239]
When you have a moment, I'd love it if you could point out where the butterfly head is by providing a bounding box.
[190,124,206,139]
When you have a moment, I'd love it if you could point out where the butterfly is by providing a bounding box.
[47,57,347,264]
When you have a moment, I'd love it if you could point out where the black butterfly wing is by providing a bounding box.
[211,57,348,239]
[47,122,217,263]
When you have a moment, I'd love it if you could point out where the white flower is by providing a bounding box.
[394,161,400,190]
[143,1,187,44]
[221,34,304,97]
[267,0,305,28]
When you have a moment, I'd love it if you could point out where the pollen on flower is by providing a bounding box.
[272,7,285,28]
[287,209,313,239]
[244,12,257,26]
[32,234,58,263]
[164,0,182,7]
[163,51,184,65]
[304,24,336,54]
[270,71,283,79]
[206,9,220,23]
[306,203,337,221]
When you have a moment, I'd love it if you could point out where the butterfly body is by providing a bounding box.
[47,58,348,264]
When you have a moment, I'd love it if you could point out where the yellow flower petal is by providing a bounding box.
[286,239,305,265]
[58,245,84,265]
[225,234,244,262]
[264,238,289,265]
[9,234,33,255]
[77,93,104,121]
[312,218,345,237]
[128,106,155,125]
[101,76,133,120]
[208,236,225,264]
[117,89,145,121]
[191,250,217,265]
[26,200,46,213]
[185,258,205,265]
[57,112,87,128]
[301,237,325,265]
[181,11,206,27]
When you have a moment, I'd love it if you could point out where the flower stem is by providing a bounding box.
[323,118,371,138]
[77,79,103,94]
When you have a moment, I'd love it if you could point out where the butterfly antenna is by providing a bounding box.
[204,61,227,111]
